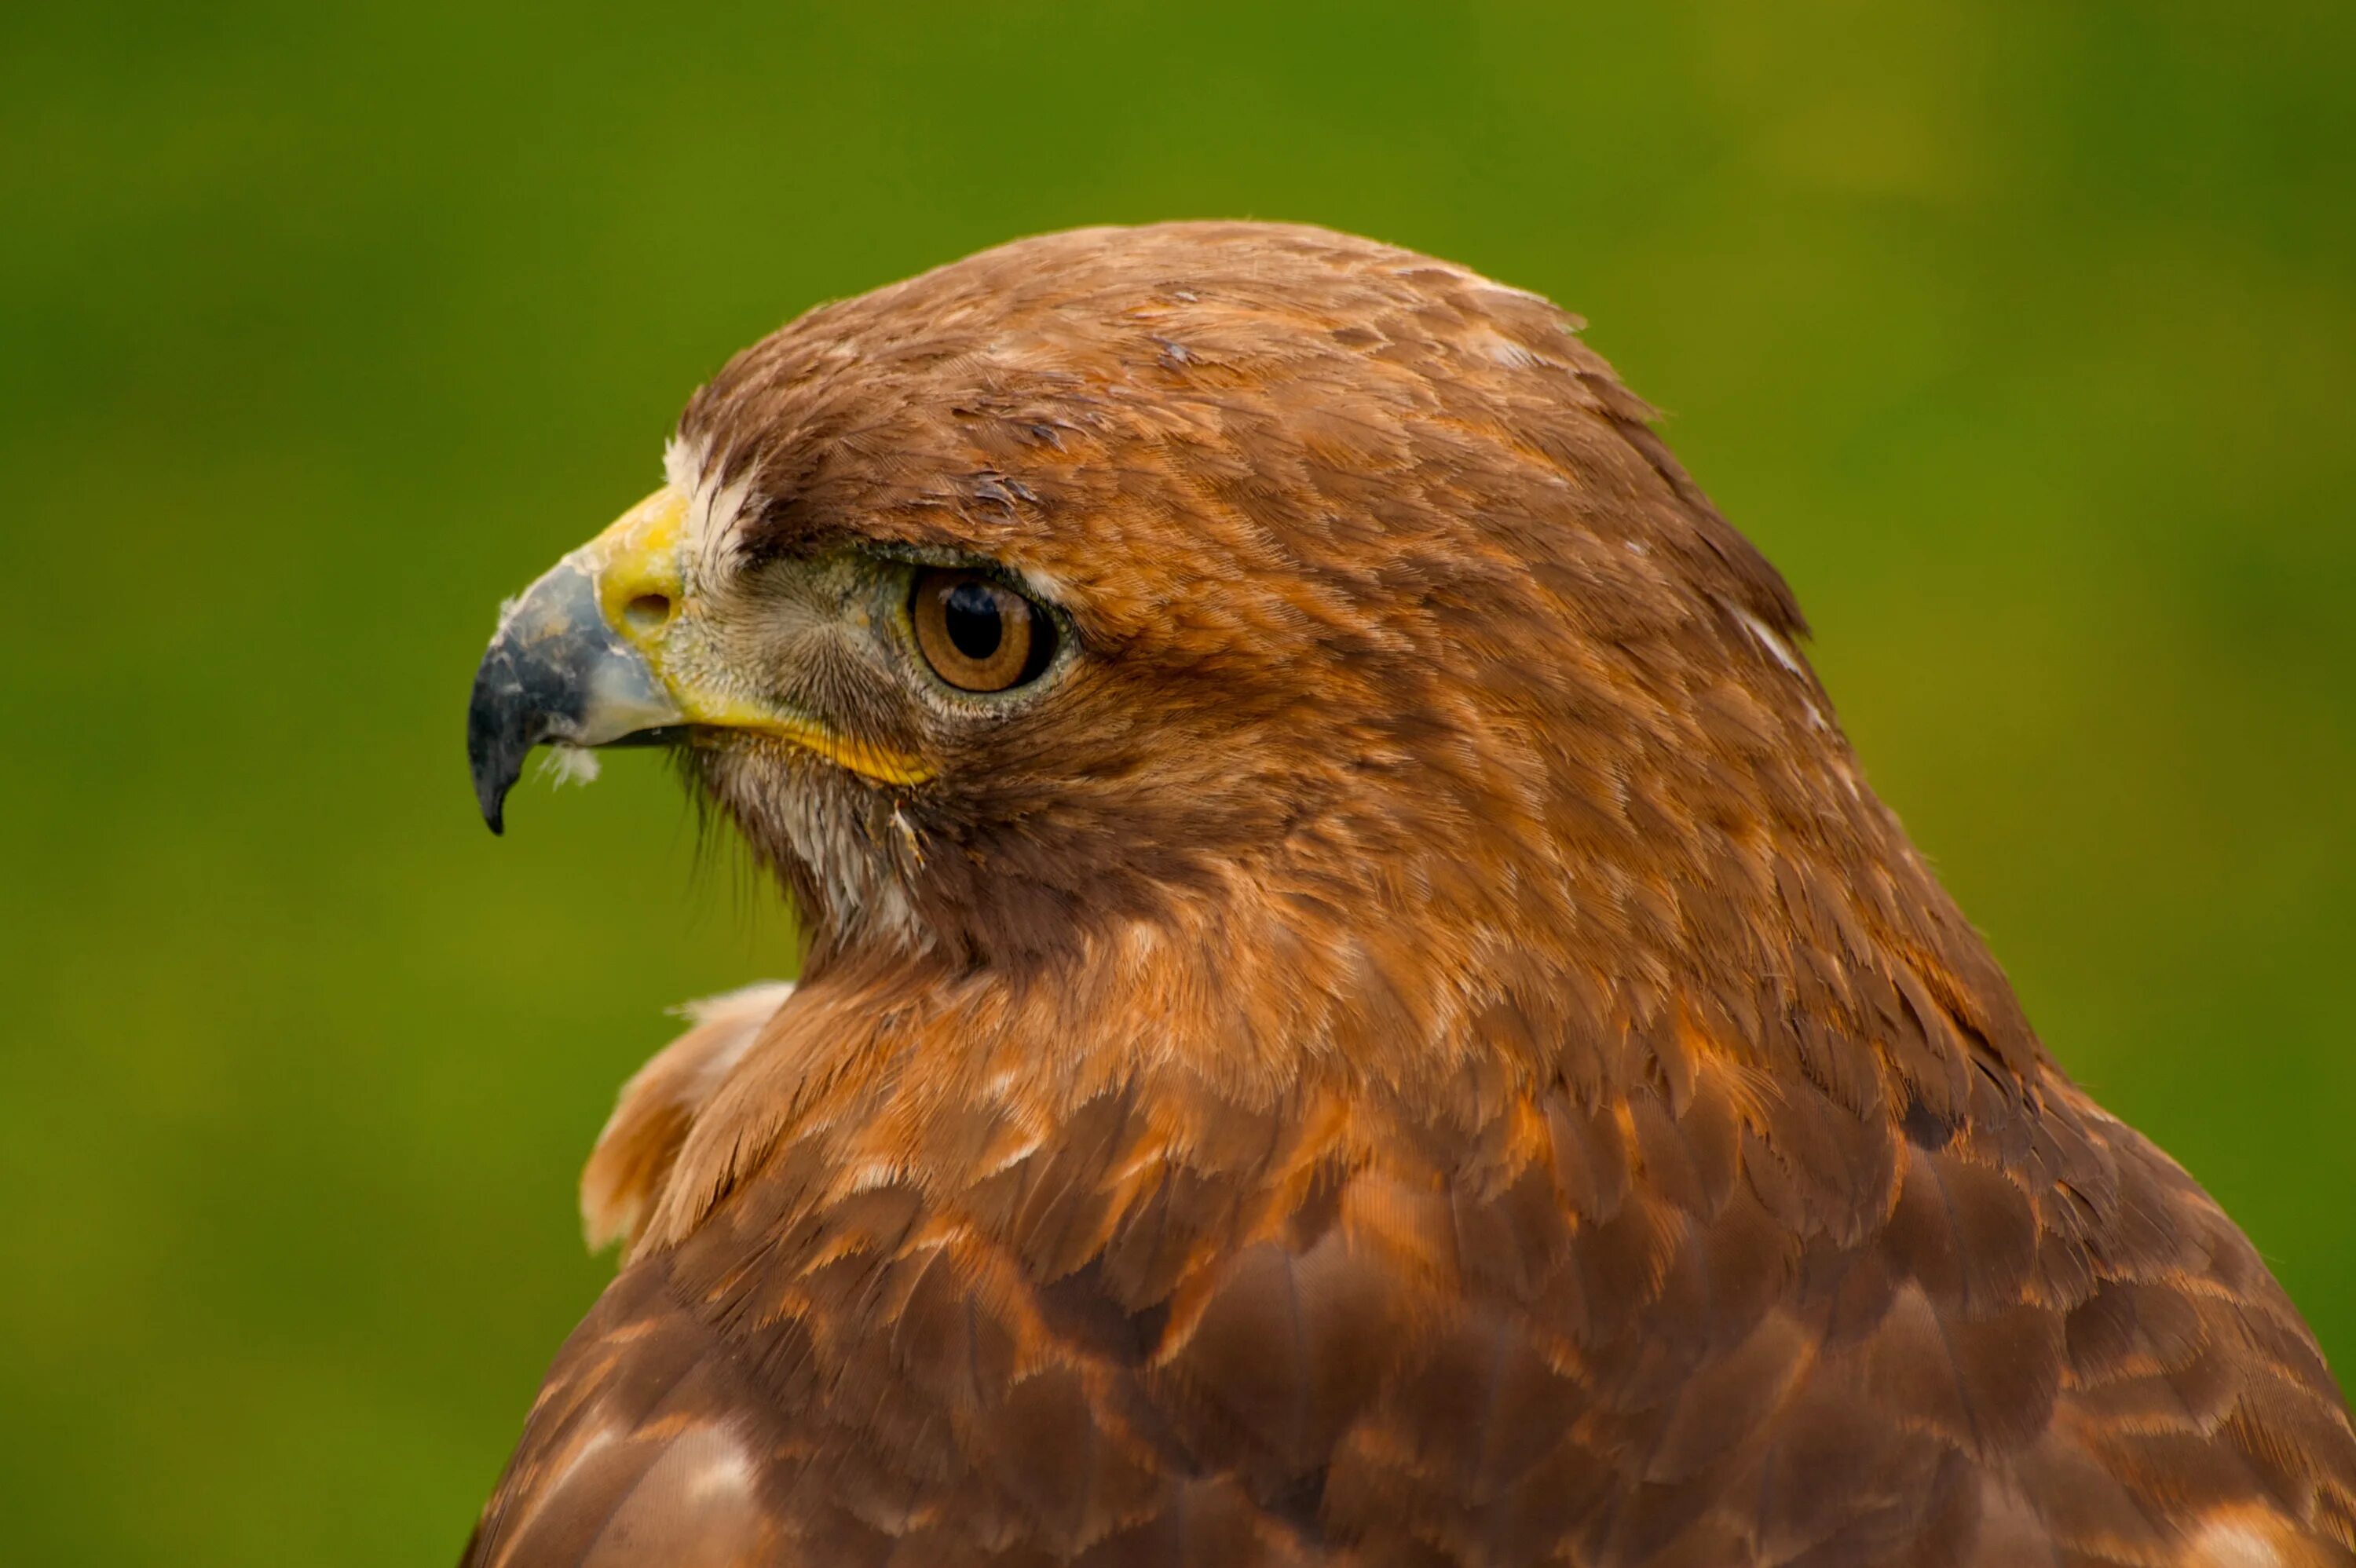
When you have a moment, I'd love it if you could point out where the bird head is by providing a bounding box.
[468,223,1986,1051]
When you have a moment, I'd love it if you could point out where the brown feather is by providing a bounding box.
[464,223,2356,1566]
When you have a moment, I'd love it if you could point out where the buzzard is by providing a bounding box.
[462,222,2355,1566]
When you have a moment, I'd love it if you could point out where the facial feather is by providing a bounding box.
[664,226,1855,999]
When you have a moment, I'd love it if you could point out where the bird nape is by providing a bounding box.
[459,222,2355,1568]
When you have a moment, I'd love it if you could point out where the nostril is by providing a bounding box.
[622,594,674,634]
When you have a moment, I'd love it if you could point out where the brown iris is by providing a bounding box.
[909,568,1055,693]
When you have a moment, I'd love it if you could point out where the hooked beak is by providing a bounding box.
[466,490,691,833]
[466,488,932,833]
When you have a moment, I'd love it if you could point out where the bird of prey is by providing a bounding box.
[462,222,2355,1567]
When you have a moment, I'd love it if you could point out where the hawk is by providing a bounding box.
[462,222,2356,1566]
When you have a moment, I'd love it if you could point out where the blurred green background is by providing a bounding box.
[3,2,2351,1561]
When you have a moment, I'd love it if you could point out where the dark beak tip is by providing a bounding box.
[468,723,522,837]
[467,558,620,837]
[467,648,540,840]
[470,764,514,836]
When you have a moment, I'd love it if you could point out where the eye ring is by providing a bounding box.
[909,568,1057,693]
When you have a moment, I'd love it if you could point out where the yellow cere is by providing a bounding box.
[585,487,690,646]
[582,487,938,789]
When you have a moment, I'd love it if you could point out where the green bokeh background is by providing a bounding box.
[5,2,2351,1561]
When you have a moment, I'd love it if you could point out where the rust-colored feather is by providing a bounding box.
[580,982,796,1255]
[463,224,2355,1566]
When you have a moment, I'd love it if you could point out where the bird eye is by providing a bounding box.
[909,568,1057,693]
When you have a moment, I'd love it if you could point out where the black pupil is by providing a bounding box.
[942,580,1004,660]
